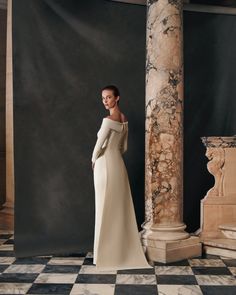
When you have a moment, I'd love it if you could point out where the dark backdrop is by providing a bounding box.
[13,0,146,257]
[13,0,236,257]
[183,11,236,232]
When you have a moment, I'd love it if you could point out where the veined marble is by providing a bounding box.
[195,275,236,286]
[70,284,115,295]
[229,267,236,275]
[3,264,45,273]
[201,136,236,148]
[79,265,117,274]
[0,257,15,264]
[47,257,84,265]
[4,0,14,221]
[0,245,14,251]
[157,285,203,295]
[145,0,184,226]
[0,283,32,294]
[188,259,226,267]
[142,0,201,262]
[116,274,156,284]
[35,273,77,284]
[155,266,193,275]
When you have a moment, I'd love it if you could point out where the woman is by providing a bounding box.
[91,85,152,270]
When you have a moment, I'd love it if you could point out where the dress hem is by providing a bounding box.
[93,263,153,271]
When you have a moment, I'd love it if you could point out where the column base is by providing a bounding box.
[1,201,14,215]
[142,235,201,263]
[148,223,190,241]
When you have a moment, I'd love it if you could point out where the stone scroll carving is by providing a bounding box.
[200,136,236,242]
[201,136,236,198]
[205,147,225,197]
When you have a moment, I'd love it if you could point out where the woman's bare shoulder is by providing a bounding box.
[121,113,128,122]
[105,113,128,123]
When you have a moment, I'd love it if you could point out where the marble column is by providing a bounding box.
[2,0,14,217]
[141,0,201,263]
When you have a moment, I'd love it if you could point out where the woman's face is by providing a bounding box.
[101,89,119,109]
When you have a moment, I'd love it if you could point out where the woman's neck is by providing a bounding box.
[109,105,120,115]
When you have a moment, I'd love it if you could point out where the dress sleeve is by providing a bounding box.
[91,119,111,164]
[120,128,128,154]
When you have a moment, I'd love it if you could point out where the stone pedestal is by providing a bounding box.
[200,196,236,239]
[142,231,201,263]
[200,136,236,258]
[141,0,201,263]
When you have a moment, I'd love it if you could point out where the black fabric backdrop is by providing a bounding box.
[13,0,146,257]
[183,11,236,232]
[13,0,236,257]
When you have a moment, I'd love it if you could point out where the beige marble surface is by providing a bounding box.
[141,0,202,263]
[200,137,236,242]
[70,284,115,295]
[47,257,84,265]
[0,283,32,294]
[203,238,236,259]
[157,285,202,295]
[144,0,187,234]
[155,266,193,275]
[200,197,236,239]
[204,245,236,259]
[203,238,236,250]
[143,236,201,263]
[195,275,236,286]
[35,273,77,284]
[2,0,14,221]
[116,274,156,285]
[219,223,236,239]
[188,258,226,267]
[145,0,184,228]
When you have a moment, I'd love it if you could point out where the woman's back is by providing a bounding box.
[92,117,152,270]
[103,118,128,150]
[106,112,128,123]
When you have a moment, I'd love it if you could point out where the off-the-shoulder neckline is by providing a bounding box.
[104,118,128,124]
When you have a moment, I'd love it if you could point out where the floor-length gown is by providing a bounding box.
[91,117,152,270]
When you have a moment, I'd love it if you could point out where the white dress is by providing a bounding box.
[91,118,152,270]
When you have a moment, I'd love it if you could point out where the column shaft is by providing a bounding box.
[145,0,186,236]
[2,0,14,216]
[142,0,201,262]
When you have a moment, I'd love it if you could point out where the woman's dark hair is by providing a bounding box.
[101,85,120,97]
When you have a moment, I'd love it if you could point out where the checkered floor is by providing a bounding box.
[1,231,236,294]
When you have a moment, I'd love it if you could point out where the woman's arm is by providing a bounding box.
[120,128,128,154]
[91,119,111,165]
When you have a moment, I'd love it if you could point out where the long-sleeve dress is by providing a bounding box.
[91,117,152,270]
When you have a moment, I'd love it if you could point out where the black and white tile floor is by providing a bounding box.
[1,231,236,294]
